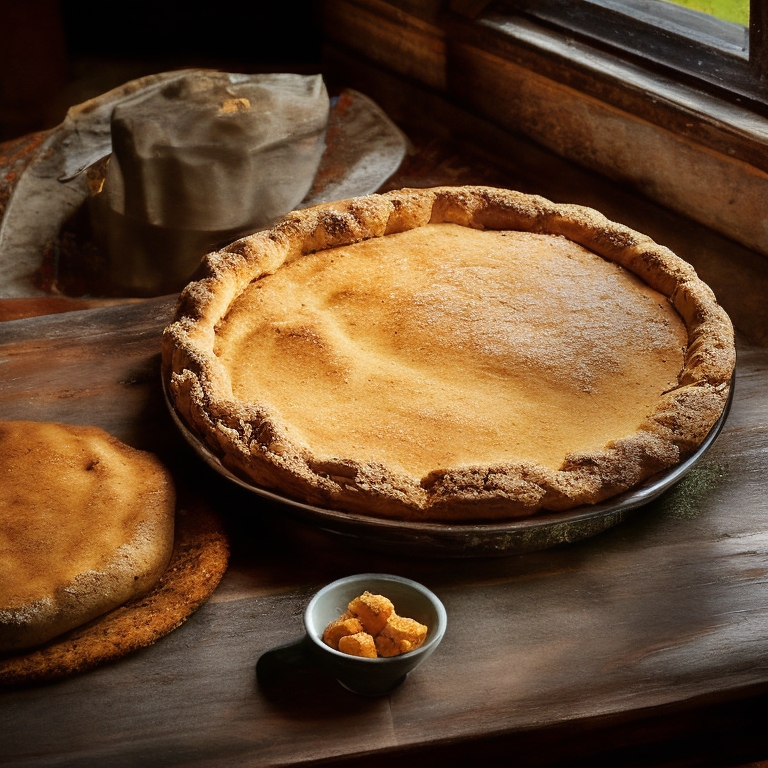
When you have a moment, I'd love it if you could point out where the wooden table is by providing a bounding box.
[2,128,768,767]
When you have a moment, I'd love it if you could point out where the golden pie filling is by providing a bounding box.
[163,186,734,521]
[216,224,687,475]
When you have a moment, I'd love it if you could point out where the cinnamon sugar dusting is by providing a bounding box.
[215,224,687,475]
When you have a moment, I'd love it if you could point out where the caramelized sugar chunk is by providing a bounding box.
[375,615,428,658]
[323,591,429,658]
[322,612,364,650]
[347,591,394,636]
[338,631,377,658]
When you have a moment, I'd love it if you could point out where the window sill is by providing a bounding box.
[459,12,768,171]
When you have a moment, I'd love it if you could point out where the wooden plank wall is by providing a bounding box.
[318,0,768,258]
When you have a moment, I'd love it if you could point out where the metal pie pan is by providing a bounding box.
[165,383,732,558]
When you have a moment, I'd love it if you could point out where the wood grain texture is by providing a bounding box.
[446,38,768,259]
[0,284,767,766]
[322,0,447,90]
[320,0,768,259]
[1,111,767,767]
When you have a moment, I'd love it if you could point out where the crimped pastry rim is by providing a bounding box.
[161,186,735,521]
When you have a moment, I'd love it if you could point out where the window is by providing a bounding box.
[666,0,749,26]
[487,0,767,113]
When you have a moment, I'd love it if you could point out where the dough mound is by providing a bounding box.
[0,421,176,653]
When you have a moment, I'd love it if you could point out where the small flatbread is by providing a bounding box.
[0,421,175,654]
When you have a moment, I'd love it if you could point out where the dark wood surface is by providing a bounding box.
[1,294,767,768]
[2,127,768,766]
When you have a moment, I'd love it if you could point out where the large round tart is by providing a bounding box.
[162,186,735,521]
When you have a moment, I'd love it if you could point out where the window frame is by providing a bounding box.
[450,0,768,175]
[477,0,768,114]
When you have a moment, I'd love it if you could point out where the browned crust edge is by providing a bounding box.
[161,186,735,522]
[0,496,229,687]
